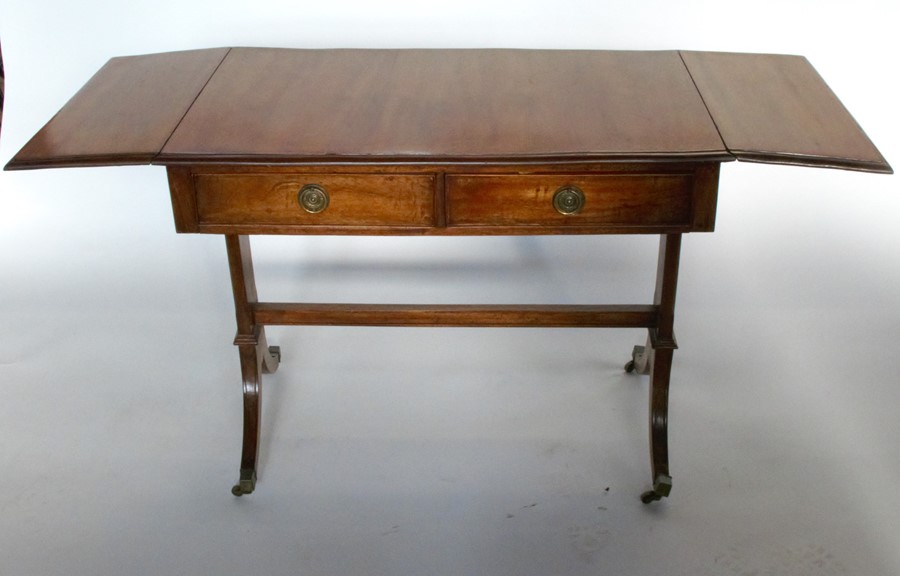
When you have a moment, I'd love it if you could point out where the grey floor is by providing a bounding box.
[1,162,899,576]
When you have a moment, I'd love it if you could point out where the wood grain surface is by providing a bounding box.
[159,48,727,164]
[5,47,891,173]
[681,51,892,173]
[445,173,694,228]
[194,172,435,227]
[6,48,229,170]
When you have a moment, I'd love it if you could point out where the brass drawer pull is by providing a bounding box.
[553,185,585,215]
[298,184,329,213]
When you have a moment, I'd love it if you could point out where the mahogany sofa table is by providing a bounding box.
[6,47,891,502]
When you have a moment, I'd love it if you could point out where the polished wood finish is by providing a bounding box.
[168,163,720,235]
[225,235,279,496]
[195,173,435,227]
[5,47,891,502]
[6,48,228,170]
[159,49,727,165]
[8,48,890,173]
[252,303,658,328]
[644,234,681,503]
[166,166,200,233]
[681,51,893,173]
[447,173,695,229]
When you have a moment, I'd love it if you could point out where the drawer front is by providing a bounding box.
[446,174,695,229]
[194,173,435,228]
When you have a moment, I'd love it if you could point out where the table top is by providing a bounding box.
[5,47,891,173]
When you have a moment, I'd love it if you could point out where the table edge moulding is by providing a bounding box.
[5,47,892,504]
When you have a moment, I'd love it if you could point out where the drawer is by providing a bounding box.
[446,173,696,230]
[193,173,435,228]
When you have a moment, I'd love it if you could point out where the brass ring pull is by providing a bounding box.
[298,184,329,213]
[553,185,585,215]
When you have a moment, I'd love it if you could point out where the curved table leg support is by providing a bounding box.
[232,336,263,496]
[641,343,675,504]
[231,330,282,496]
[226,235,282,497]
[638,234,681,504]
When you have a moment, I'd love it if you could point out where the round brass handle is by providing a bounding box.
[553,185,585,215]
[298,184,329,213]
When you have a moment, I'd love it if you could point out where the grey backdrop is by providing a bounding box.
[1,1,898,574]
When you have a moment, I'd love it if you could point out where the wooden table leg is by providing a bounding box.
[636,233,681,504]
[642,342,675,503]
[225,232,683,500]
[225,234,280,496]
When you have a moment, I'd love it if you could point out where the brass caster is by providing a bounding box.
[231,468,257,497]
[625,345,648,374]
[262,345,281,375]
[640,489,663,504]
[640,474,672,504]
